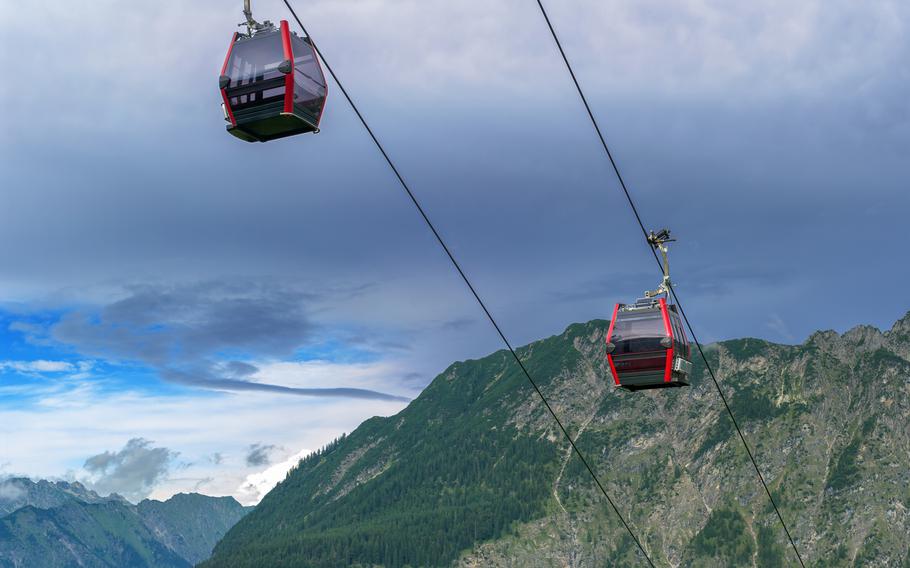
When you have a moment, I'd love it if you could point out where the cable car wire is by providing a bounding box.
[280,1,656,565]
[532,1,806,566]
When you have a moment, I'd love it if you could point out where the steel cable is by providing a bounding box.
[281,1,657,565]
[533,1,806,566]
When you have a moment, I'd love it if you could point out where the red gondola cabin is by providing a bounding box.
[605,297,692,391]
[219,20,327,142]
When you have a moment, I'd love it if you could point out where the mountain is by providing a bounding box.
[0,478,124,517]
[139,494,252,566]
[204,313,910,567]
[0,500,191,568]
[0,484,251,568]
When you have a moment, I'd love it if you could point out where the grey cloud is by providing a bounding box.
[766,314,797,344]
[7,322,51,346]
[399,372,429,390]
[210,453,224,465]
[223,361,259,377]
[549,270,655,304]
[439,317,477,331]
[672,263,796,298]
[40,282,411,401]
[52,281,317,365]
[245,444,277,467]
[0,480,26,503]
[83,438,176,503]
[162,369,411,402]
[2,0,909,401]
[345,334,412,353]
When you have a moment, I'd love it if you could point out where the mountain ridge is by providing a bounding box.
[204,313,910,566]
[0,477,127,517]
[0,480,251,567]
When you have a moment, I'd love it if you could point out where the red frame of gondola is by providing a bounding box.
[220,32,239,127]
[220,20,327,129]
[279,20,295,114]
[606,298,675,387]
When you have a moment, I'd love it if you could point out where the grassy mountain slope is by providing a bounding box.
[205,314,910,567]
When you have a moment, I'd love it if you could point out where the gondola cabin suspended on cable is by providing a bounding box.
[219,1,327,142]
[605,230,692,391]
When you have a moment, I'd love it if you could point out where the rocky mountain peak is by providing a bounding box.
[889,309,910,331]
[800,313,910,365]
[0,477,120,517]
[884,310,910,362]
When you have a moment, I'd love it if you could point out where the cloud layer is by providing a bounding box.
[245,443,279,467]
[13,281,409,401]
[83,438,177,503]
[52,281,315,364]
[2,0,909,507]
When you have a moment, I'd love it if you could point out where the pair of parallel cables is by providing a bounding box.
[281,1,804,565]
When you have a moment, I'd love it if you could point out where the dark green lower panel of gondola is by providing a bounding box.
[227,105,319,142]
[617,372,690,392]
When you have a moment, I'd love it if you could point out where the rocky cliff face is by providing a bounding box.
[0,482,251,568]
[206,314,910,567]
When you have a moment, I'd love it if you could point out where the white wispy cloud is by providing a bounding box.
[0,372,407,505]
[251,359,414,395]
[0,360,74,373]
[0,360,96,386]
[236,448,312,505]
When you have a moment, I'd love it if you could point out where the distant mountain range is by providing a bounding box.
[0,478,250,567]
[203,314,910,567]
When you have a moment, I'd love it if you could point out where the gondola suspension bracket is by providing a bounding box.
[241,0,274,36]
[644,228,675,299]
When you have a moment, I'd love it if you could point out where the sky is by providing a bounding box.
[1,0,908,505]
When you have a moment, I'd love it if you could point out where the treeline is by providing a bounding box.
[203,341,572,568]
[206,429,559,567]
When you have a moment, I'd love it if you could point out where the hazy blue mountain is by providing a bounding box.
[205,314,910,567]
[0,477,124,517]
[139,493,252,566]
[0,500,191,568]
[0,485,250,568]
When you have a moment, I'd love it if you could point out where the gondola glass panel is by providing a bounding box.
[290,35,327,125]
[220,20,326,142]
[606,299,692,391]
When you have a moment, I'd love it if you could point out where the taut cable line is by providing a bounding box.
[532,1,806,566]
[281,0,656,565]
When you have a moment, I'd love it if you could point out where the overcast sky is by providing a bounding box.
[1,0,908,505]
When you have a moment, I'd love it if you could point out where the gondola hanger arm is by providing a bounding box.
[241,0,273,36]
[644,228,674,298]
[645,229,676,298]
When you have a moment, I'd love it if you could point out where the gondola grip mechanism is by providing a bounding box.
[644,228,675,299]
[240,0,273,36]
